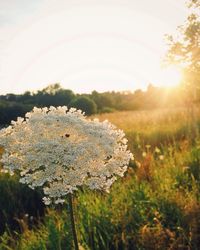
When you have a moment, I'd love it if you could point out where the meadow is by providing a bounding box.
[0,106,200,250]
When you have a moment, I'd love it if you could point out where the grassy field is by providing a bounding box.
[0,106,200,250]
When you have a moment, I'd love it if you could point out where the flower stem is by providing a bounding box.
[68,193,79,250]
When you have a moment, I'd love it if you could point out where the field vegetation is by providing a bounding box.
[0,1,199,248]
[0,106,200,250]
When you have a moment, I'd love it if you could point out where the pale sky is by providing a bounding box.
[0,0,188,94]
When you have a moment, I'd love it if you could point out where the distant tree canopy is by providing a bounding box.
[0,1,199,125]
[35,84,75,106]
[0,82,190,126]
[69,96,97,115]
[165,0,200,100]
[0,102,32,125]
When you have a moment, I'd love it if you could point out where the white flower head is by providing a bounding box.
[0,106,132,205]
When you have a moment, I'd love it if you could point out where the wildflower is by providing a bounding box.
[159,155,164,160]
[142,152,147,158]
[145,145,151,150]
[0,106,132,205]
[155,147,161,154]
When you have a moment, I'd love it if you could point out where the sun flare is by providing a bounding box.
[156,66,182,88]
[0,1,187,94]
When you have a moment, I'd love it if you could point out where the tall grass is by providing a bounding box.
[1,106,200,249]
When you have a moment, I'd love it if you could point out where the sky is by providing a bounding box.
[0,0,189,94]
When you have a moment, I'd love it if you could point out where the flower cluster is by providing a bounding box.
[0,106,132,205]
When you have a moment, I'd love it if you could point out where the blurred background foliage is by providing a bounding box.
[0,82,198,126]
[0,106,200,249]
[0,0,200,249]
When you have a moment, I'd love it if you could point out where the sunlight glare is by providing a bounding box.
[0,1,187,94]
[155,66,182,88]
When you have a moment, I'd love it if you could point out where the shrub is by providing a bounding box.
[69,96,97,115]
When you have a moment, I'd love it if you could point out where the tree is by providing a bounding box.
[41,83,62,94]
[70,96,97,115]
[91,91,114,112]
[18,91,32,104]
[0,102,32,125]
[34,84,75,107]
[165,0,200,101]
[54,89,75,106]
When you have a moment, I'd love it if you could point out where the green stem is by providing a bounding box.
[68,193,79,250]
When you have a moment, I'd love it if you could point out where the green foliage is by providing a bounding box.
[0,102,33,125]
[99,107,115,114]
[46,211,73,250]
[0,232,14,250]
[35,84,75,107]
[0,108,200,249]
[166,0,200,100]
[0,173,44,234]
[187,147,200,181]
[0,83,195,126]
[47,220,61,250]
[70,96,97,115]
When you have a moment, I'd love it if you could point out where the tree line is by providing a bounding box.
[0,83,195,126]
[0,0,199,126]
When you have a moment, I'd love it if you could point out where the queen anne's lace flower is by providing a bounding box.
[0,106,133,204]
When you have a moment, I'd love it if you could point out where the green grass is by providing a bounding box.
[1,107,200,249]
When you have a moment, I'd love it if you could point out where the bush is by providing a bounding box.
[69,96,97,115]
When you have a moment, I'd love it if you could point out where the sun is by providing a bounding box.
[156,66,182,88]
